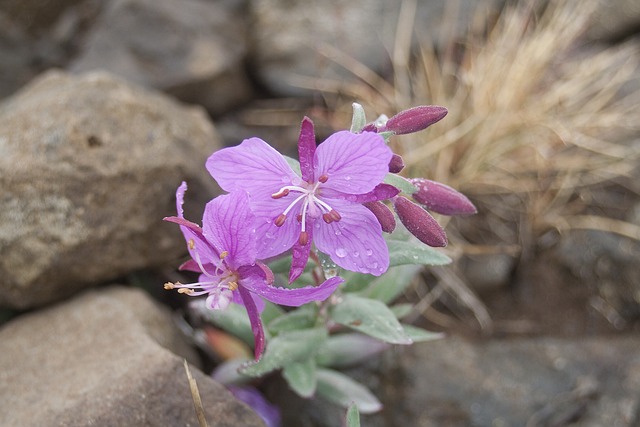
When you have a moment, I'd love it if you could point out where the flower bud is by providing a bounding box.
[388,154,405,173]
[410,178,477,216]
[385,105,448,135]
[364,201,396,233]
[394,196,447,247]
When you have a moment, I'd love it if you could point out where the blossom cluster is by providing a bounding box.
[164,103,476,360]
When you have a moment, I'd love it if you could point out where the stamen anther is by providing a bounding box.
[318,174,329,183]
[178,288,193,295]
[328,210,342,222]
[322,213,333,224]
[164,282,175,290]
[274,214,287,227]
[220,251,229,259]
[188,239,195,250]
[228,281,238,291]
[299,231,309,245]
[296,214,303,223]
[271,188,290,199]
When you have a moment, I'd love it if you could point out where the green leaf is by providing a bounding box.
[357,264,422,304]
[350,102,367,133]
[383,173,417,195]
[389,303,413,319]
[283,155,301,176]
[331,295,412,344]
[283,358,317,398]
[316,333,389,368]
[267,304,318,334]
[387,239,452,267]
[340,271,373,293]
[316,368,382,414]
[211,358,253,385]
[401,324,446,343]
[260,301,285,325]
[346,403,361,427]
[239,327,327,377]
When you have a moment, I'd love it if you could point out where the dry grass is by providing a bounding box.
[293,0,640,331]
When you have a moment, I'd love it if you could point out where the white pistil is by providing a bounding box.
[271,179,342,228]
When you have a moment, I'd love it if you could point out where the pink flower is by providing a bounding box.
[207,118,397,281]
[164,182,342,359]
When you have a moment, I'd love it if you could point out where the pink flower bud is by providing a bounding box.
[364,201,396,233]
[385,106,448,135]
[394,196,447,247]
[410,178,477,216]
[388,154,405,173]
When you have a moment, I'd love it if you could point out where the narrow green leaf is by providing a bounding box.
[316,333,389,368]
[267,304,318,334]
[383,173,417,195]
[401,324,446,342]
[283,358,317,398]
[357,264,421,304]
[350,103,367,133]
[346,403,361,427]
[340,271,373,293]
[331,295,412,344]
[260,301,285,325]
[389,303,413,319]
[239,327,327,377]
[387,239,452,267]
[316,368,382,414]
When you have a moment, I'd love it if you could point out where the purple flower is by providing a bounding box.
[164,182,342,359]
[207,118,397,281]
[228,386,281,427]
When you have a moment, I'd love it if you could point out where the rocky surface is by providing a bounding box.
[0,70,219,309]
[70,0,253,115]
[0,286,265,427]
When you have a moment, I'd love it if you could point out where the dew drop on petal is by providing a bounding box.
[366,249,373,256]
[353,251,359,257]
[335,230,342,236]
[335,247,347,258]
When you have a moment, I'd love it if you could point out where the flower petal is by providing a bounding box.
[237,285,266,360]
[297,117,316,182]
[240,268,343,307]
[314,131,392,194]
[251,196,301,259]
[207,137,299,200]
[313,199,389,276]
[203,191,257,269]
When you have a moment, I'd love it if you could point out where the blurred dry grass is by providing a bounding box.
[306,0,640,332]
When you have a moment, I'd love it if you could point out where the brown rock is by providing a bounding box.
[0,70,219,309]
[0,286,265,427]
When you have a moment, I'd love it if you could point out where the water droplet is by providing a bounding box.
[353,251,359,257]
[366,249,373,256]
[412,255,418,260]
[345,176,352,181]
[372,262,378,269]
[335,230,342,236]
[265,232,274,239]
[335,247,347,258]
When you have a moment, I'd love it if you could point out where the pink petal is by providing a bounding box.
[240,275,343,307]
[203,191,257,269]
[206,137,299,200]
[251,196,301,259]
[297,117,316,182]
[313,199,389,276]
[314,131,392,195]
[238,285,266,360]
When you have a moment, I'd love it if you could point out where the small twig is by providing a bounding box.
[183,359,209,427]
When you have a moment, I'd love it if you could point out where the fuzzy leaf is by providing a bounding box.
[316,333,389,368]
[267,304,318,334]
[383,173,417,195]
[239,327,327,377]
[402,324,446,342]
[387,239,451,267]
[346,403,361,427]
[350,103,367,133]
[390,303,413,319]
[331,295,412,344]
[192,300,254,346]
[283,155,302,176]
[357,264,422,304]
[316,368,382,414]
[283,358,317,398]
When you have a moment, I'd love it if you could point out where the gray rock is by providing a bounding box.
[377,335,640,426]
[587,0,640,42]
[249,0,501,97]
[0,286,265,427]
[70,0,253,115]
[0,70,220,309]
